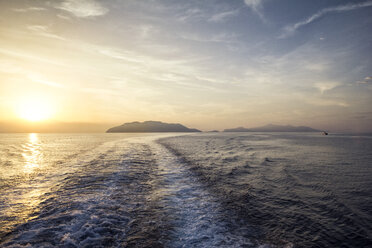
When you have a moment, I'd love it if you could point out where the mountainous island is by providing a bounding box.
[106,121,201,133]
[224,124,321,132]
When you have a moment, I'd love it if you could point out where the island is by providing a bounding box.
[224,124,320,132]
[106,121,201,133]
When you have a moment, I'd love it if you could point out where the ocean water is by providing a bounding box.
[0,133,371,247]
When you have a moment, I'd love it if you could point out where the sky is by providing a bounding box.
[0,0,371,132]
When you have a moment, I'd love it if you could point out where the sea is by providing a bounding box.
[0,132,371,247]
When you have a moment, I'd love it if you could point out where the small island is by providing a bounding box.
[106,121,201,133]
[224,124,320,132]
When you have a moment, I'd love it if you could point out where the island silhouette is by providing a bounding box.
[106,121,201,133]
[224,124,320,132]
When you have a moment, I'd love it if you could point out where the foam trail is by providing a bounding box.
[152,142,254,247]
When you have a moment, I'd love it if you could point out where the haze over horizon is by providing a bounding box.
[1,0,372,133]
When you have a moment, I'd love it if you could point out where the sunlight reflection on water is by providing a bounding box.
[22,133,42,173]
[3,133,48,231]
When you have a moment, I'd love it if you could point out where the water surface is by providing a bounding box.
[0,132,371,247]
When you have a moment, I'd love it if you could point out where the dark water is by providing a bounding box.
[0,133,371,247]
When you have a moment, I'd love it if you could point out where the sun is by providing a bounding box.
[16,96,54,122]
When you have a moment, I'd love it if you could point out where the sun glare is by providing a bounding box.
[16,96,53,122]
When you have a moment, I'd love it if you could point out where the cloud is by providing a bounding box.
[244,0,266,22]
[356,76,372,84]
[55,0,108,18]
[57,14,72,20]
[179,32,239,45]
[12,7,46,12]
[97,47,147,64]
[314,81,340,94]
[0,47,67,67]
[280,1,372,38]
[87,44,223,92]
[244,0,263,9]
[27,25,67,41]
[304,62,328,72]
[177,8,204,22]
[176,3,238,24]
[0,60,64,88]
[208,9,239,23]
[306,98,349,107]
[27,74,64,88]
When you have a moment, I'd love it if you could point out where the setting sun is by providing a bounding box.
[16,96,53,122]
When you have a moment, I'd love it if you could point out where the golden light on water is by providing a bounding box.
[0,133,47,228]
[29,133,38,143]
[22,133,42,173]
[16,96,54,122]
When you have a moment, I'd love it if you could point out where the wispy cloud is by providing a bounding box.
[27,25,67,41]
[179,32,239,44]
[244,0,263,9]
[85,44,222,92]
[55,0,108,18]
[0,48,66,67]
[305,97,349,107]
[244,0,266,22]
[57,14,72,20]
[12,7,46,12]
[27,74,64,88]
[0,61,64,88]
[314,81,340,94]
[280,1,372,38]
[177,8,204,22]
[208,9,239,23]
[357,76,372,84]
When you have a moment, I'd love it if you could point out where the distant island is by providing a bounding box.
[224,124,321,132]
[106,121,201,133]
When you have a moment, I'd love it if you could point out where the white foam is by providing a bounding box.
[151,142,254,247]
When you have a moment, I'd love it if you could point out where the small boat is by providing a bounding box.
[322,131,328,135]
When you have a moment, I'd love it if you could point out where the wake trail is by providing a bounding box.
[1,136,257,247]
[152,142,254,247]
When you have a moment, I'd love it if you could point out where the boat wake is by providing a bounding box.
[1,135,267,247]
